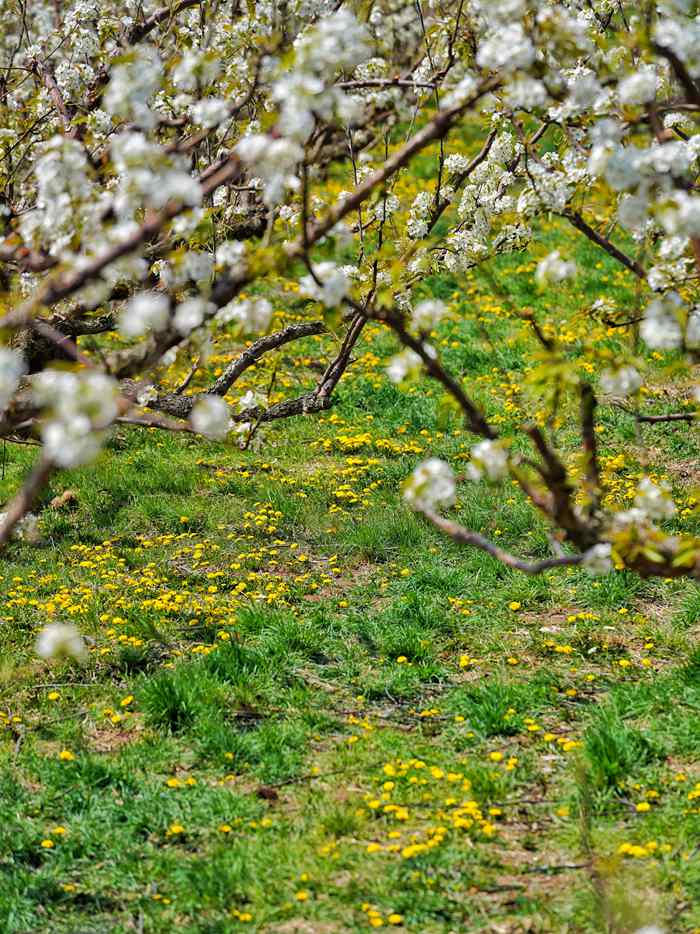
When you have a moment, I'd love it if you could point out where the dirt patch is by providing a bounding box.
[88,727,138,753]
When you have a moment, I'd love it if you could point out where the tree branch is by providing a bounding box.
[563,210,646,279]
[0,455,54,551]
[419,508,585,574]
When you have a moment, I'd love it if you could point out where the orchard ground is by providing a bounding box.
[2,166,700,930]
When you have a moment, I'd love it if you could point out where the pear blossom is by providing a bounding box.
[386,349,422,384]
[403,458,456,512]
[634,477,676,521]
[411,299,447,332]
[0,348,26,412]
[535,251,577,287]
[119,292,170,337]
[600,366,642,398]
[466,440,509,482]
[582,543,613,576]
[36,623,87,662]
[300,263,350,308]
[190,395,231,440]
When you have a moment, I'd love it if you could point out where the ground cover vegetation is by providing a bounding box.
[1,0,700,931]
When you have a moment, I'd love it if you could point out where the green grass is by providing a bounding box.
[1,214,700,933]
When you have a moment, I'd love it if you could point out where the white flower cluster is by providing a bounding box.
[640,294,683,351]
[0,347,26,413]
[190,395,231,440]
[582,543,613,576]
[477,23,535,73]
[443,75,478,109]
[634,477,676,521]
[119,292,170,338]
[535,250,577,287]
[110,132,202,219]
[0,510,39,542]
[104,46,163,129]
[173,298,213,336]
[235,135,303,206]
[273,9,371,142]
[20,136,95,256]
[190,97,230,129]
[156,251,214,290]
[442,135,522,272]
[517,157,573,217]
[599,365,642,398]
[172,50,221,92]
[618,67,658,106]
[466,440,509,482]
[238,389,265,412]
[215,241,247,275]
[403,458,456,512]
[299,262,350,308]
[217,297,273,333]
[410,299,446,332]
[36,623,87,662]
[614,477,676,530]
[386,348,423,384]
[33,371,119,468]
[406,191,433,240]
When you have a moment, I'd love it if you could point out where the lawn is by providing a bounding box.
[2,213,700,933]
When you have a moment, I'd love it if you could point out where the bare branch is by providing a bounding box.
[0,455,54,550]
[580,382,601,515]
[563,210,646,279]
[420,508,585,574]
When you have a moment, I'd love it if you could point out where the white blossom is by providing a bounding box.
[104,46,163,129]
[190,97,230,128]
[235,135,303,206]
[600,366,642,398]
[535,251,577,287]
[411,299,446,332]
[119,292,170,337]
[0,510,39,542]
[618,67,657,106]
[634,477,676,521]
[217,298,273,333]
[190,395,231,440]
[640,295,683,351]
[173,298,210,335]
[299,262,349,307]
[238,389,265,411]
[215,241,247,275]
[403,458,456,512]
[466,440,509,482]
[0,347,26,412]
[36,623,87,662]
[407,191,433,239]
[387,348,422,384]
[272,10,370,143]
[686,306,700,348]
[477,24,535,72]
[582,543,613,576]
[20,136,94,256]
[443,75,478,108]
[33,371,119,468]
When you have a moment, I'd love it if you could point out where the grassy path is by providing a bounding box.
[2,229,700,932]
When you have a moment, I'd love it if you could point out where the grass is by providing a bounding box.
[1,209,700,932]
